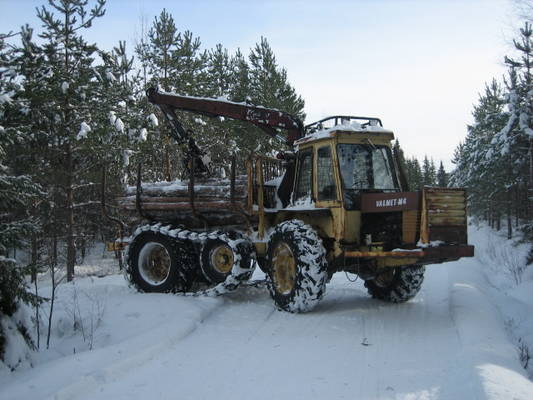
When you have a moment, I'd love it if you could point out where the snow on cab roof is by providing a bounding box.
[295,120,394,145]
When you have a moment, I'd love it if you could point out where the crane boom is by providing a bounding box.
[146,87,304,145]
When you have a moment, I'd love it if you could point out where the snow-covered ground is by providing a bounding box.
[1,224,532,400]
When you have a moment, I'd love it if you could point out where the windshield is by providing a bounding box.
[337,144,399,209]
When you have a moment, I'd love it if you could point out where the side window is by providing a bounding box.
[317,146,337,201]
[294,150,313,201]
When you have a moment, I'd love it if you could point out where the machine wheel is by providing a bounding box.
[266,220,328,313]
[200,232,240,284]
[364,265,425,303]
[128,231,191,293]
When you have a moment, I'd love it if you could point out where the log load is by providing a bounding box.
[116,176,255,229]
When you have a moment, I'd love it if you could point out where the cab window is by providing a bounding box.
[294,150,313,202]
[317,146,337,201]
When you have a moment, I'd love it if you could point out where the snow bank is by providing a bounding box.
[0,305,35,376]
[0,274,223,400]
[467,223,533,381]
[447,258,532,399]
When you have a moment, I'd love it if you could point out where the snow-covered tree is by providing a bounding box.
[249,37,305,120]
[0,33,44,366]
[450,22,532,239]
[229,49,250,103]
[6,0,107,281]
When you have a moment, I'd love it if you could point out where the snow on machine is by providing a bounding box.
[106,88,474,312]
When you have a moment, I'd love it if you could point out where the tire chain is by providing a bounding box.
[124,223,258,297]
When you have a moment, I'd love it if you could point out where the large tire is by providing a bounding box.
[127,231,193,293]
[364,265,425,303]
[200,230,255,288]
[200,231,242,284]
[266,220,328,313]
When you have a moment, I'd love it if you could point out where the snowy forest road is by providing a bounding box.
[2,256,533,400]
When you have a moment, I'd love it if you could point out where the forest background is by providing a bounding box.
[0,0,531,363]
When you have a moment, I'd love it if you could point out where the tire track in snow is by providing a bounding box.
[9,260,532,400]
[446,258,533,400]
[41,297,225,400]
[88,272,480,400]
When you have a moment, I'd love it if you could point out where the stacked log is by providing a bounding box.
[116,176,253,228]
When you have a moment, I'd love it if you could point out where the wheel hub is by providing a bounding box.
[138,242,171,285]
[272,242,296,295]
[210,244,234,274]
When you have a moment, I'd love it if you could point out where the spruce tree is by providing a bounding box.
[450,80,508,218]
[450,23,532,237]
[405,157,423,190]
[437,161,448,187]
[503,22,532,224]
[422,156,436,186]
[392,139,409,190]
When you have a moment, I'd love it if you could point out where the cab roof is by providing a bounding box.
[294,122,394,146]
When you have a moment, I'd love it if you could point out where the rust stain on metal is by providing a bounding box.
[402,210,419,244]
[344,250,424,258]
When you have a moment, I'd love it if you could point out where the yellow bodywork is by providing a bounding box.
[247,129,469,268]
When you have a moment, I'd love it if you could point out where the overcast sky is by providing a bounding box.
[0,0,521,169]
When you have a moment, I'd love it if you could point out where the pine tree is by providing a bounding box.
[135,10,209,180]
[499,22,533,237]
[405,157,423,190]
[229,49,250,103]
[422,156,436,186]
[392,139,409,190]
[249,37,305,119]
[247,37,305,156]
[450,23,532,239]
[9,0,107,281]
[206,44,231,98]
[450,80,508,219]
[504,22,532,223]
[437,161,448,187]
[0,33,44,363]
[141,9,178,92]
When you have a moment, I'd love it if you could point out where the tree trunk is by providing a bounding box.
[31,234,39,348]
[507,191,512,240]
[47,233,58,349]
[515,186,521,228]
[164,136,171,182]
[80,236,86,263]
[66,145,76,282]
[31,234,37,283]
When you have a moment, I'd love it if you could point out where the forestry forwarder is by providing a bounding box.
[111,87,474,313]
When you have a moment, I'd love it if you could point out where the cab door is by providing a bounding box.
[314,144,341,208]
[314,143,344,251]
[292,149,313,204]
